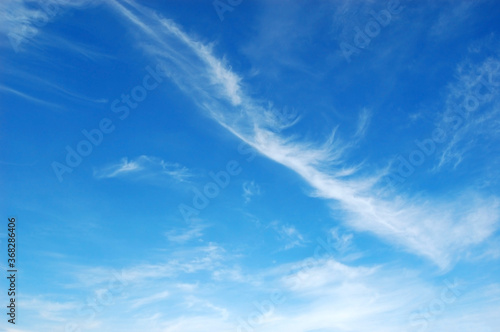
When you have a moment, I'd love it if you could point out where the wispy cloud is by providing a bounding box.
[212,266,250,284]
[242,180,261,203]
[4,2,500,331]
[44,242,236,332]
[0,0,99,52]
[270,221,306,250]
[0,84,63,110]
[165,222,207,244]
[3,68,109,105]
[35,31,114,61]
[354,108,372,140]
[130,290,170,309]
[429,1,477,40]
[21,297,78,322]
[107,0,500,269]
[65,243,229,292]
[94,155,193,182]
[23,233,499,332]
[327,227,355,256]
[435,51,500,170]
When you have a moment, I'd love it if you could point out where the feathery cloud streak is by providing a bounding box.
[107,0,499,268]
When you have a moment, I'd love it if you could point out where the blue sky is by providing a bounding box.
[1,0,500,331]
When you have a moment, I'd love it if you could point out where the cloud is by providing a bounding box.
[212,266,251,284]
[165,222,207,244]
[242,181,261,203]
[0,84,63,110]
[139,314,232,332]
[255,259,457,332]
[106,0,500,268]
[68,243,229,287]
[435,51,500,170]
[0,0,99,52]
[429,0,477,40]
[94,155,193,182]
[354,108,372,140]
[49,242,238,331]
[3,68,109,105]
[327,227,354,255]
[19,297,78,323]
[222,251,498,332]
[6,2,500,331]
[130,290,170,309]
[23,234,500,332]
[270,222,306,250]
[35,31,114,61]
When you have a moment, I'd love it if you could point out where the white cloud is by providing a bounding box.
[429,1,477,40]
[270,222,306,250]
[3,68,109,105]
[65,243,228,292]
[142,314,232,332]
[0,84,62,109]
[232,257,498,332]
[7,3,500,331]
[212,266,251,284]
[436,53,500,170]
[242,181,261,203]
[130,290,169,309]
[166,223,207,243]
[327,227,354,255]
[25,237,500,332]
[354,108,372,140]
[94,155,192,182]
[0,0,99,51]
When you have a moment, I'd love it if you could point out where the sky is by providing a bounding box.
[1,0,500,331]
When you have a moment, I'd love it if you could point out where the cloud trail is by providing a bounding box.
[107,0,500,269]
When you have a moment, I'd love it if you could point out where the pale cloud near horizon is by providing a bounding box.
[242,180,261,203]
[4,1,500,331]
